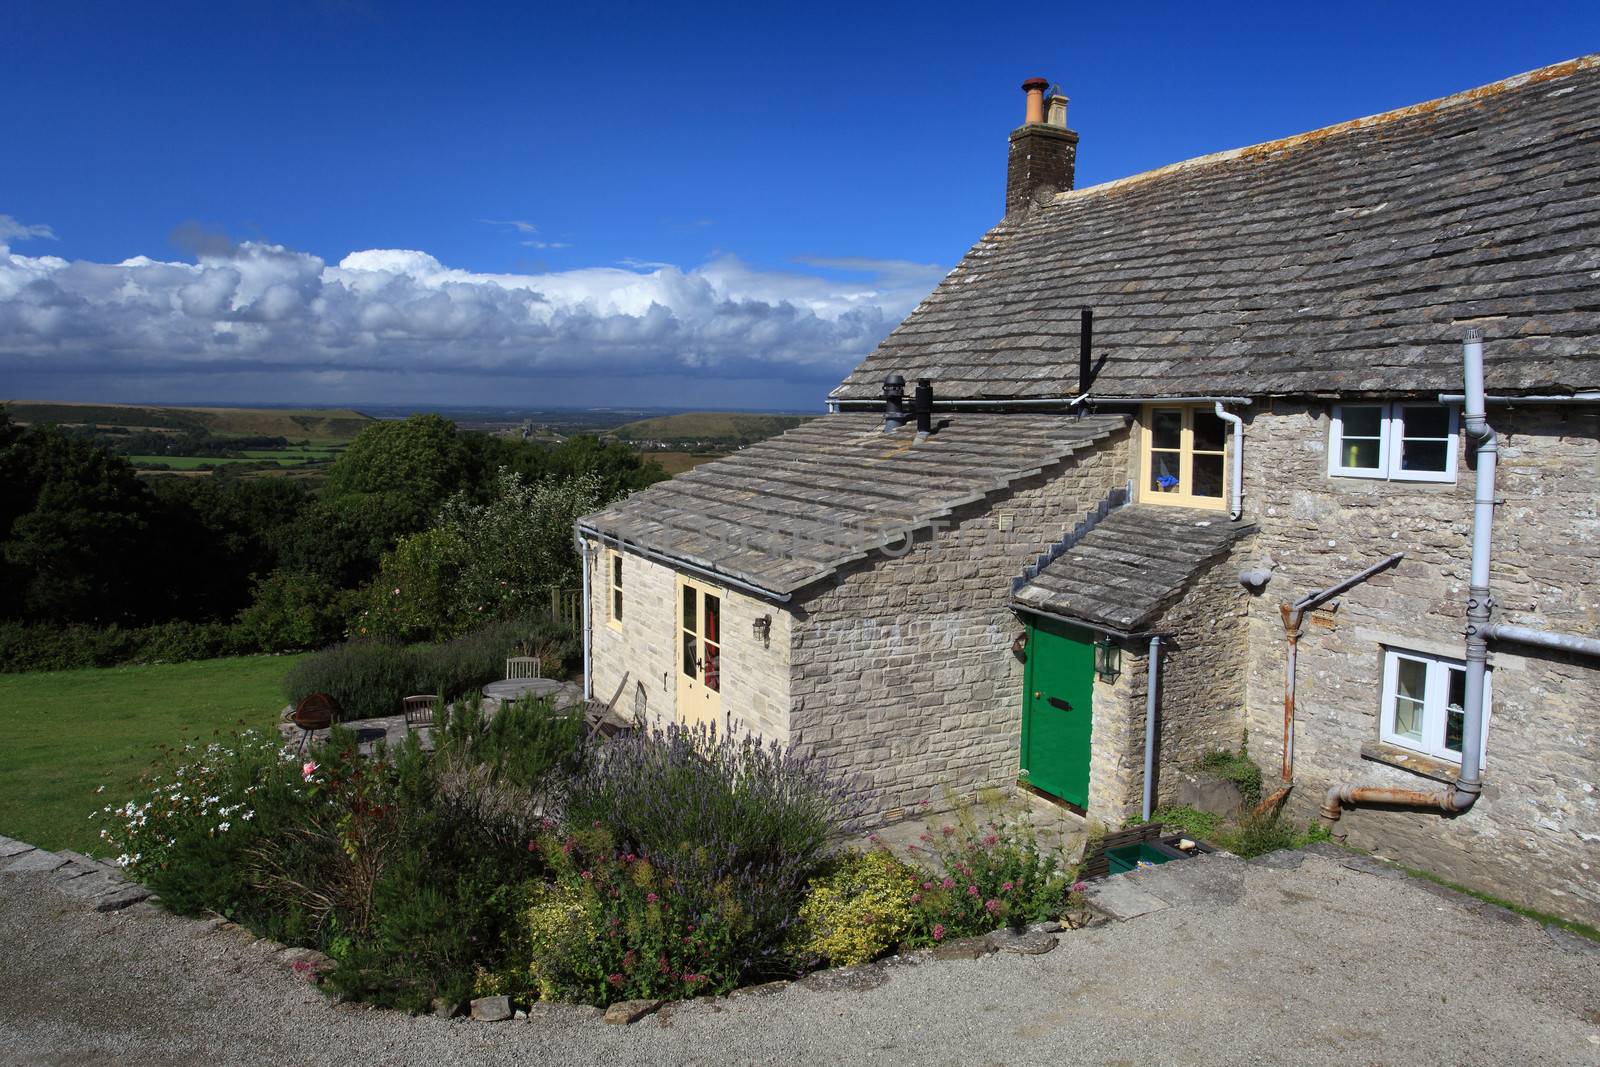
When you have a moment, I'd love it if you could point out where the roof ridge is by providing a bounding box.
[1054,53,1599,206]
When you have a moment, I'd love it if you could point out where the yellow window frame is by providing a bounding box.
[1139,404,1228,511]
[604,548,623,629]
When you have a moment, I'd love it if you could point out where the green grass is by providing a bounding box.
[1397,864,1600,942]
[0,654,301,855]
[129,455,300,469]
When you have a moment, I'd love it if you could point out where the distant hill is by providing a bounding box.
[610,411,814,446]
[2,401,376,441]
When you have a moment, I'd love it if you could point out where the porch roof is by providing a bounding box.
[1012,505,1252,633]
[577,412,1129,599]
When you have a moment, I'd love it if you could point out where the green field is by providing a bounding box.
[612,411,813,444]
[130,455,302,469]
[0,655,300,855]
[3,400,375,440]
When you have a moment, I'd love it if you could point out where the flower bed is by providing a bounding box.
[97,712,1088,1014]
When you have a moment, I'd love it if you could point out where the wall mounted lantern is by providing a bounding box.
[753,614,772,648]
[1094,636,1122,681]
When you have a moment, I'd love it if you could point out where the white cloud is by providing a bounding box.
[480,218,540,234]
[0,215,57,251]
[0,224,947,386]
[521,240,570,249]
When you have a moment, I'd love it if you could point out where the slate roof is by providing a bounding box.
[1012,506,1251,633]
[833,56,1600,402]
[578,413,1129,598]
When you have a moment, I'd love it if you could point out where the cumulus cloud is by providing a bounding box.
[0,222,946,387]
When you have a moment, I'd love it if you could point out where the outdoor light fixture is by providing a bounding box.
[753,614,772,647]
[1095,637,1122,681]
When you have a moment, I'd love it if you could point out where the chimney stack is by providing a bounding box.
[1006,77,1079,219]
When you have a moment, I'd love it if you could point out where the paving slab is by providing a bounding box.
[2,849,68,874]
[1080,877,1170,920]
[0,837,36,859]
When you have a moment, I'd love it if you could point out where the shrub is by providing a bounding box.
[1145,804,1225,841]
[94,729,307,924]
[1195,746,1263,804]
[788,849,919,966]
[563,723,863,975]
[0,619,254,673]
[234,570,359,652]
[436,693,589,794]
[906,802,1070,942]
[281,617,576,721]
[526,828,744,1005]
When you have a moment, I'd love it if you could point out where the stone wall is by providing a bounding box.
[1233,402,1599,923]
[789,426,1132,822]
[582,540,793,742]
[1085,546,1254,825]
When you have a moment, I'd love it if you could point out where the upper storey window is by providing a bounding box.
[1329,403,1457,483]
[1139,405,1228,511]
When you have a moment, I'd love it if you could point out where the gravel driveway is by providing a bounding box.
[2,844,1597,1066]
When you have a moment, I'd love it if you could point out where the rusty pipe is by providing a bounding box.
[1320,783,1475,834]
[1279,603,1301,784]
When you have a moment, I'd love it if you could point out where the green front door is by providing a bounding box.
[1021,617,1095,808]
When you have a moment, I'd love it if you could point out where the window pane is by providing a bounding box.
[1341,439,1382,470]
[682,585,695,631]
[1399,439,1448,473]
[613,555,623,588]
[1445,667,1466,754]
[1193,411,1226,453]
[614,589,623,621]
[1340,406,1383,438]
[1192,453,1225,498]
[681,630,697,679]
[703,595,720,643]
[1149,450,1181,492]
[1401,405,1450,439]
[703,641,721,692]
[1393,659,1427,742]
[1151,409,1182,450]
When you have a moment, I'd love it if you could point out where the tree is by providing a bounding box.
[358,468,610,641]
[323,414,466,535]
[0,416,161,622]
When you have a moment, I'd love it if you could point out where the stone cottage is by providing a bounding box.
[578,56,1600,924]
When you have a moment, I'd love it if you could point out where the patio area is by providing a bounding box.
[277,679,607,754]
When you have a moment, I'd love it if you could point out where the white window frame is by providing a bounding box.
[1378,647,1489,768]
[1328,403,1458,483]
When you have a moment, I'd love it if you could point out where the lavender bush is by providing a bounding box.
[562,722,864,975]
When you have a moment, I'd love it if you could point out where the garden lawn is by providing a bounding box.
[0,654,300,855]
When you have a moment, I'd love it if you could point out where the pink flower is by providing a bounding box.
[966,885,979,896]
[982,834,999,847]
[607,973,624,987]
[932,923,945,941]
[941,877,955,890]
[580,870,593,880]
[301,761,317,781]
[646,892,658,903]
[922,881,934,890]
[941,825,956,837]
[1071,880,1089,893]
[1001,880,1014,892]
[910,892,922,904]
[985,898,1001,914]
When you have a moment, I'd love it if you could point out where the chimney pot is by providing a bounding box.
[1022,77,1049,124]
[882,373,908,432]
[1047,93,1069,129]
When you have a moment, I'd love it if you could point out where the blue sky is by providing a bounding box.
[2,1,1595,411]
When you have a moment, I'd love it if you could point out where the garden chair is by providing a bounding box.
[290,692,341,755]
[505,656,541,680]
[403,694,440,732]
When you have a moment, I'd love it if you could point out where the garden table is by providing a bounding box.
[482,677,565,706]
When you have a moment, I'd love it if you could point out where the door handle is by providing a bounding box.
[1047,696,1073,711]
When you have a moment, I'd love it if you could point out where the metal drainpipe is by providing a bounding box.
[1484,623,1600,658]
[577,532,593,701]
[1213,402,1244,521]
[1254,552,1405,817]
[1321,331,1493,829]
[1141,636,1162,821]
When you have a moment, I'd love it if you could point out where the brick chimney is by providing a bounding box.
[1006,78,1078,218]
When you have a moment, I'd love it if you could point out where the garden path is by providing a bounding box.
[8,837,1594,1065]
